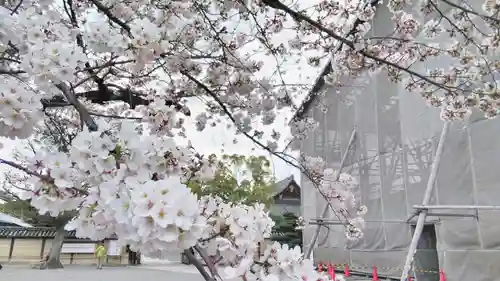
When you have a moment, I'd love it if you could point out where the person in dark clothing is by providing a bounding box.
[131,251,137,265]
[126,245,139,265]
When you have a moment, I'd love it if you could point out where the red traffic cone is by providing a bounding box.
[344,264,351,277]
[328,264,336,280]
[440,269,446,281]
[372,266,379,281]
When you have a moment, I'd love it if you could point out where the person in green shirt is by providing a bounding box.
[95,242,107,269]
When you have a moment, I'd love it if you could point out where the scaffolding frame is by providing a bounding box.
[398,122,450,281]
[306,121,500,281]
[308,210,478,226]
[400,122,500,281]
[304,129,357,259]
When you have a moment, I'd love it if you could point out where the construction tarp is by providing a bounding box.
[299,1,500,281]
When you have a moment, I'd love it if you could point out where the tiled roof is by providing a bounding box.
[0,212,33,228]
[0,191,11,200]
[0,226,117,240]
[272,175,299,196]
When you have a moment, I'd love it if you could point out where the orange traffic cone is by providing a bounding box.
[344,264,351,277]
[372,266,379,281]
[440,270,446,281]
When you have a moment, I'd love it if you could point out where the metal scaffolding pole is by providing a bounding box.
[310,219,409,224]
[304,129,357,259]
[400,122,450,281]
[413,205,500,210]
[311,212,476,226]
[406,211,477,222]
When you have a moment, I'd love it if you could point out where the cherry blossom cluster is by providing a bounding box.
[321,169,366,240]
[230,242,339,281]
[17,7,87,86]
[295,216,305,230]
[196,196,333,281]
[303,156,367,240]
[19,119,217,222]
[289,117,319,150]
[0,76,44,142]
[198,196,274,265]
[317,0,500,121]
[8,115,327,280]
[135,99,180,136]
[6,0,497,278]
[96,177,206,253]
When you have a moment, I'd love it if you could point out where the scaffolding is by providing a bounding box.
[305,121,500,281]
[304,128,357,259]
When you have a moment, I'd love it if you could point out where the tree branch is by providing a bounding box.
[0,158,44,179]
[55,83,98,132]
[0,69,25,75]
[42,86,192,116]
[194,244,222,280]
[261,0,453,92]
[181,70,299,168]
[184,248,216,281]
[181,70,346,226]
[88,0,132,36]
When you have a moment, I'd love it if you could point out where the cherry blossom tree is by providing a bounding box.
[1,178,75,268]
[0,0,347,278]
[2,0,494,279]
[0,111,80,269]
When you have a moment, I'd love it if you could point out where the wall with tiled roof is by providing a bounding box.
[0,226,118,240]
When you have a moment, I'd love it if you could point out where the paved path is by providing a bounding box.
[0,263,377,281]
[1,265,207,281]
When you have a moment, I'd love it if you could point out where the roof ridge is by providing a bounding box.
[291,0,381,121]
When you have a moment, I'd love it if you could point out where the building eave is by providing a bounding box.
[272,175,300,197]
[290,60,333,123]
[0,212,33,228]
[290,0,380,122]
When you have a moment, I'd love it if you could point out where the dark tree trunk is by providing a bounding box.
[46,227,65,269]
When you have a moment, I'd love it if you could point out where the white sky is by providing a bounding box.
[0,0,333,186]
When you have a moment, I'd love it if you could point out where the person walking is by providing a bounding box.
[95,242,107,269]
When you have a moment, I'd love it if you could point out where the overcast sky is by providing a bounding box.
[0,0,333,186]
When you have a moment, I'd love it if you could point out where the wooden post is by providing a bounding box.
[40,238,46,259]
[8,238,14,261]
